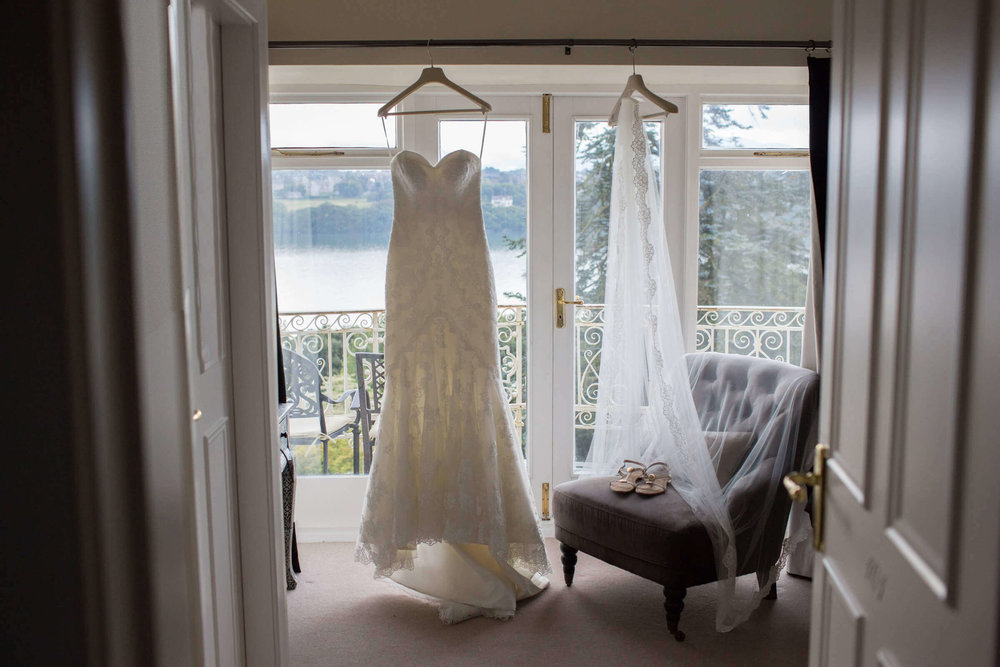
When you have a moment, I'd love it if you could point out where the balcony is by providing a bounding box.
[280,304,805,475]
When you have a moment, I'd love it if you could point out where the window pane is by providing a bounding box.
[440,120,529,456]
[273,168,393,476]
[573,120,661,469]
[697,169,811,363]
[269,103,396,149]
[702,104,808,150]
[439,119,528,302]
[273,169,393,311]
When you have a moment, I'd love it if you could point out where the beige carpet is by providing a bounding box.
[288,539,811,666]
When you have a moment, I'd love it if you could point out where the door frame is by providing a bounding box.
[171,0,288,664]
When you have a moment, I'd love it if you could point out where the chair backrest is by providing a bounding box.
[685,351,820,574]
[354,350,384,429]
[281,347,327,434]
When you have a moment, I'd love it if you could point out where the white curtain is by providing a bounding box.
[786,176,826,577]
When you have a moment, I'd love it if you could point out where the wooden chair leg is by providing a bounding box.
[560,543,578,586]
[758,571,778,600]
[663,585,687,641]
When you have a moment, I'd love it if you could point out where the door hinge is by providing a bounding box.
[541,482,551,520]
[542,94,552,134]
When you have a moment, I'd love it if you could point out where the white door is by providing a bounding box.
[415,95,556,510]
[550,96,683,487]
[809,0,999,663]
[170,2,245,664]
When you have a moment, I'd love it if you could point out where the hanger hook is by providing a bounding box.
[629,40,637,75]
[806,39,816,54]
[426,39,434,68]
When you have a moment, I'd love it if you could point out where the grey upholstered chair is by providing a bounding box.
[553,352,820,641]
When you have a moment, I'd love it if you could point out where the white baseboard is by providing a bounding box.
[297,526,361,543]
[297,519,557,544]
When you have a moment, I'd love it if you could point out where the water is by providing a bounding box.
[275,247,527,313]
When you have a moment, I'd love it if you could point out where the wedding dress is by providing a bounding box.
[355,148,550,623]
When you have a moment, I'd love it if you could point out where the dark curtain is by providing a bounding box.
[807,56,832,265]
[276,286,287,405]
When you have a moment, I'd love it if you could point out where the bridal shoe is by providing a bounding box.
[610,460,647,493]
[634,461,672,496]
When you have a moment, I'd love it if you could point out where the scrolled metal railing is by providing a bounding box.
[572,305,806,461]
[280,304,804,475]
[279,306,527,475]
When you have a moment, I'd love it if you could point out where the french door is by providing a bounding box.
[404,94,554,513]
[415,94,686,515]
[280,93,687,530]
[410,94,689,518]
[548,96,684,493]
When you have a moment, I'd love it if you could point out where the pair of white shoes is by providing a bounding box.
[609,459,672,495]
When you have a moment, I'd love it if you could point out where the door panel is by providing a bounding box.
[829,0,886,503]
[812,0,998,663]
[203,421,242,666]
[552,97,678,486]
[427,97,553,508]
[171,1,245,664]
[814,561,865,667]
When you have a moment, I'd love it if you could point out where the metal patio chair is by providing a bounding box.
[281,347,360,474]
[353,352,385,474]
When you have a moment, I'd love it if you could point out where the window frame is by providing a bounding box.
[269,92,405,165]
[681,93,811,343]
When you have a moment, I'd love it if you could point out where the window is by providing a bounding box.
[273,104,532,474]
[269,102,398,151]
[696,103,811,364]
[269,89,814,482]
[702,104,809,150]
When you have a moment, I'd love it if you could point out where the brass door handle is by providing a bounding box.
[783,471,818,503]
[555,288,584,328]
[783,443,830,551]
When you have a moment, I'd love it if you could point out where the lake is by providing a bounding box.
[275,247,527,313]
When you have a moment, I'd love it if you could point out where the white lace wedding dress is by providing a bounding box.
[355,148,550,623]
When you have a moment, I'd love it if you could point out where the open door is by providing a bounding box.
[805,0,999,664]
[170,0,285,664]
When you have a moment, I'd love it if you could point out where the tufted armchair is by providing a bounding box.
[553,352,820,640]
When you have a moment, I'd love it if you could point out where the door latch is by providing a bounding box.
[784,443,830,551]
[555,288,584,328]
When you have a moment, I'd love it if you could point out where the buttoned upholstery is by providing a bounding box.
[553,352,819,634]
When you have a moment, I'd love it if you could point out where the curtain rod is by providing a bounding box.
[268,38,832,52]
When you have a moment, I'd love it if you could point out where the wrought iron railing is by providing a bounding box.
[280,306,527,475]
[694,306,806,362]
[572,305,806,462]
[280,304,803,474]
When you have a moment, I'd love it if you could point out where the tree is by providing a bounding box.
[573,122,661,304]
[697,170,811,307]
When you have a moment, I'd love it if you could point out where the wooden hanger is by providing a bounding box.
[377,48,492,118]
[608,45,678,126]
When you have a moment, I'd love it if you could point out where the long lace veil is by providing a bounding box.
[584,98,813,631]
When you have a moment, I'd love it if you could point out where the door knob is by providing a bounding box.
[783,443,830,551]
[555,288,584,328]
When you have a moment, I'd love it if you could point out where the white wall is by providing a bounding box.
[268,0,832,67]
